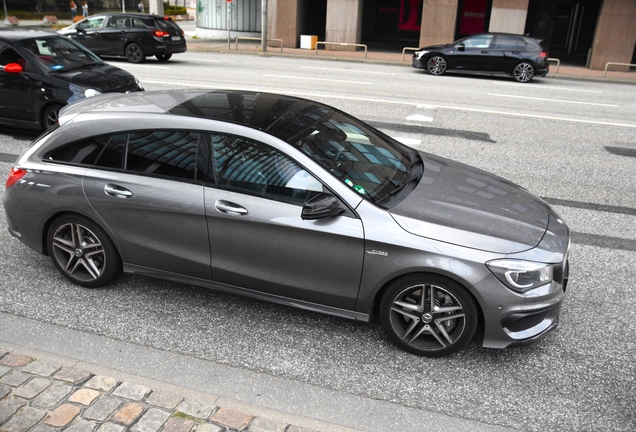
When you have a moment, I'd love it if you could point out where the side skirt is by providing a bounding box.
[123,263,371,322]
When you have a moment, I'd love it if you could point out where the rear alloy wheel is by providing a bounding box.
[513,61,535,83]
[47,215,122,288]
[125,42,145,63]
[380,274,478,357]
[41,104,62,130]
[156,53,172,61]
[426,56,447,76]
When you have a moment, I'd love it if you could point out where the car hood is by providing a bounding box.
[51,64,138,93]
[419,44,451,51]
[389,152,549,254]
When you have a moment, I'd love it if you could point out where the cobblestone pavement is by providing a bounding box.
[0,348,329,432]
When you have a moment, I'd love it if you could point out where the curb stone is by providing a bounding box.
[0,348,329,432]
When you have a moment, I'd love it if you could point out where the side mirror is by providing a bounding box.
[3,63,23,74]
[301,193,345,220]
[77,26,87,34]
[458,43,465,51]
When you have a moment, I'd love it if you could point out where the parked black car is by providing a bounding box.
[0,31,143,131]
[412,33,549,83]
[58,13,187,63]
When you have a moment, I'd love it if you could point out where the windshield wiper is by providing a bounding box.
[375,159,423,205]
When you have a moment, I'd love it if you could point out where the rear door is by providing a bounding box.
[82,131,212,279]
[490,35,526,73]
[99,15,131,55]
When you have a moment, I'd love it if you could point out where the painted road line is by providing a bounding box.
[488,93,618,107]
[263,74,374,85]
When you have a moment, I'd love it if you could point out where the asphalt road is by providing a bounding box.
[1,51,635,431]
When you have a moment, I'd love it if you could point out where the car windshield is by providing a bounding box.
[18,36,103,72]
[283,109,422,207]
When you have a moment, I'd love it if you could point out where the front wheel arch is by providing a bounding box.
[376,272,483,356]
[41,103,64,130]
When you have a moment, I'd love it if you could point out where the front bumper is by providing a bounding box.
[412,54,426,69]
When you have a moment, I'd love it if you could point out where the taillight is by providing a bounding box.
[6,168,27,189]
[539,51,548,58]
[154,30,170,37]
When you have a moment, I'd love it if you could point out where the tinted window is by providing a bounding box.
[94,134,127,169]
[78,16,105,29]
[462,35,493,48]
[0,44,25,68]
[132,18,154,28]
[18,36,102,71]
[106,16,130,28]
[211,134,323,203]
[126,131,199,179]
[45,135,110,165]
[493,36,525,50]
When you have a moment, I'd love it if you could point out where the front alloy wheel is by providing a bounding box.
[380,274,478,357]
[47,215,121,288]
[41,104,62,130]
[426,56,447,76]
[513,61,535,83]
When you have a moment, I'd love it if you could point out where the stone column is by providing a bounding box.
[325,0,363,51]
[589,0,636,71]
[268,0,301,48]
[488,0,528,34]
[419,0,459,48]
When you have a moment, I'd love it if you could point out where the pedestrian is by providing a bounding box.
[81,1,88,17]
[70,1,77,20]
[137,0,144,13]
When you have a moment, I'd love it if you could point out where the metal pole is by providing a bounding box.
[261,0,267,53]
[227,1,231,50]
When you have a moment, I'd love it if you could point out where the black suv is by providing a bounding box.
[413,33,549,83]
[59,13,187,63]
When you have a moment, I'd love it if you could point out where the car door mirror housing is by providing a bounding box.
[458,43,465,51]
[3,63,23,74]
[77,26,87,34]
[301,193,345,220]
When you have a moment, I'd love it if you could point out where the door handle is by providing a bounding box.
[481,50,489,53]
[104,183,132,198]
[215,200,248,216]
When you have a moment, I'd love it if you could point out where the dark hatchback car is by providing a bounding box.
[0,31,143,130]
[3,90,570,357]
[58,13,187,63]
[413,33,549,83]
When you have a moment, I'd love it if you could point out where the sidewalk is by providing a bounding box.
[3,19,636,84]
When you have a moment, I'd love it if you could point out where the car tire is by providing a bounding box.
[513,61,535,83]
[426,55,447,76]
[125,42,145,63]
[380,274,478,357]
[41,104,62,130]
[47,214,122,288]
[156,53,172,61]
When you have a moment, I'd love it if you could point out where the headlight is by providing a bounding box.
[486,260,554,293]
[84,89,101,98]
[414,50,429,59]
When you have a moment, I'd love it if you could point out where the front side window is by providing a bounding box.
[462,35,493,49]
[210,134,323,203]
[78,16,105,30]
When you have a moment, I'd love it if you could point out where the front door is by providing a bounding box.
[0,43,33,122]
[204,133,365,310]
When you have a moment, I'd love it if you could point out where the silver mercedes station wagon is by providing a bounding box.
[3,90,570,357]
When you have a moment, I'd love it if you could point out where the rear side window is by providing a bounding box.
[132,17,155,28]
[44,131,203,182]
[493,36,525,50]
[156,19,179,31]
[126,131,199,179]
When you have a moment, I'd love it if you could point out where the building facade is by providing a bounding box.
[197,0,636,71]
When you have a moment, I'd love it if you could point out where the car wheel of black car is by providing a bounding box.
[513,61,535,83]
[380,274,478,357]
[47,214,122,288]
[426,56,447,76]
[42,104,62,130]
[125,42,145,63]
[156,53,172,62]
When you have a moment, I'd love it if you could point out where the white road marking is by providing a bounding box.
[489,93,619,107]
[118,64,171,69]
[393,137,422,145]
[494,82,603,93]
[263,74,374,85]
[140,81,636,128]
[406,114,434,122]
[300,66,396,76]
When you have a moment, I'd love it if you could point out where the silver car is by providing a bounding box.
[2,90,570,357]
